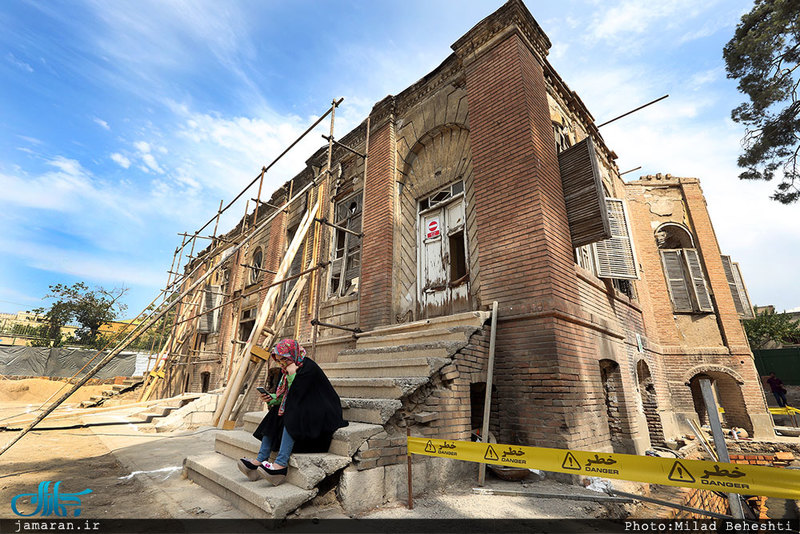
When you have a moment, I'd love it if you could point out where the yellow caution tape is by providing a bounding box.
[407,437,800,499]
[769,406,800,415]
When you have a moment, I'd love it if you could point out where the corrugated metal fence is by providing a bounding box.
[753,348,800,385]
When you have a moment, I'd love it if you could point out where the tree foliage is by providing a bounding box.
[32,282,128,348]
[723,0,800,204]
[744,308,800,349]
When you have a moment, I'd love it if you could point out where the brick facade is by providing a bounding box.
[172,0,772,465]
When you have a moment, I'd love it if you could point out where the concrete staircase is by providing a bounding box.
[182,310,489,517]
[80,376,144,408]
[132,393,201,422]
[184,413,384,518]
[322,310,489,425]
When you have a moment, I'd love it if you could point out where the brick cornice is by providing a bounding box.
[451,0,550,67]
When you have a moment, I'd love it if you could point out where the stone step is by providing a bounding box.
[330,377,428,399]
[133,405,178,422]
[356,326,477,350]
[340,398,402,425]
[240,412,385,454]
[213,430,351,490]
[111,384,126,391]
[184,453,316,519]
[337,341,463,363]
[361,310,490,338]
[319,357,450,378]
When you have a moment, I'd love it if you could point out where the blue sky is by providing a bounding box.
[2,0,798,317]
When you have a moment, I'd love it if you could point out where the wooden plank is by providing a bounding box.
[213,200,320,427]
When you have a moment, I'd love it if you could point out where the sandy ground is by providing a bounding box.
[0,378,109,404]
[0,397,623,521]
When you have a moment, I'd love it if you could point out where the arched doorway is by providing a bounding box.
[689,371,753,434]
[636,360,665,446]
[599,359,625,452]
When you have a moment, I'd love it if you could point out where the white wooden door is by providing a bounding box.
[418,196,469,318]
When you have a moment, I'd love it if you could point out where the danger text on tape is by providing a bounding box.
[407,437,800,499]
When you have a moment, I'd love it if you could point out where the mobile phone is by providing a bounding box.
[256,387,268,394]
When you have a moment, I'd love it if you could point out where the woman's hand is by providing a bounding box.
[259,392,271,403]
[286,362,298,375]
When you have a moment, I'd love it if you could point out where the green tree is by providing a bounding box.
[723,0,800,204]
[744,308,800,349]
[32,282,128,348]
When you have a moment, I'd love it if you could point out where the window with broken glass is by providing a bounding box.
[329,192,362,297]
[249,246,264,285]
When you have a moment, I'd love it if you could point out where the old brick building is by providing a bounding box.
[174,0,771,467]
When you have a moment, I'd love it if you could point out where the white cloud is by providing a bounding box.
[6,52,33,73]
[94,117,110,130]
[111,152,131,168]
[0,237,165,287]
[134,141,151,153]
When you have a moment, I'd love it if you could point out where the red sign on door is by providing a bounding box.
[427,219,440,239]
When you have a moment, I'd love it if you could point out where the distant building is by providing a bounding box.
[0,311,79,346]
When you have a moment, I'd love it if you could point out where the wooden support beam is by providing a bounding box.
[213,199,320,427]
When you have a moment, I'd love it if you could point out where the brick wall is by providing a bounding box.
[359,117,396,330]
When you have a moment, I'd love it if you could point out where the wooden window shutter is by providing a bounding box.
[722,256,754,318]
[733,262,754,318]
[660,250,693,312]
[595,198,638,279]
[683,249,713,312]
[557,137,611,248]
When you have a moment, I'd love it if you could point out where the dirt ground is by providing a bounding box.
[0,378,109,404]
[0,413,174,519]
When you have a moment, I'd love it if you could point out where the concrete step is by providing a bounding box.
[242,397,400,428]
[337,341,463,364]
[111,384,126,391]
[361,310,489,338]
[319,357,450,378]
[356,326,477,350]
[330,377,428,399]
[213,430,351,490]
[184,453,316,519]
[133,405,179,422]
[340,398,402,425]
[241,412,385,454]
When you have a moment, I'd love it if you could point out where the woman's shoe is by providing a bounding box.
[237,458,260,481]
[257,462,288,486]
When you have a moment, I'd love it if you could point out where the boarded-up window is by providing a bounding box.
[660,249,713,313]
[722,255,754,318]
[558,137,611,248]
[594,198,638,279]
[197,284,222,333]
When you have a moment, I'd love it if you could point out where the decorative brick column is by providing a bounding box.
[359,98,397,331]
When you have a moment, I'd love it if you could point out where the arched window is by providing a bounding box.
[249,247,263,285]
[655,223,712,313]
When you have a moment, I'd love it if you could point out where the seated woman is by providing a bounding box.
[237,338,347,485]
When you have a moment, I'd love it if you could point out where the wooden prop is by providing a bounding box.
[213,200,320,427]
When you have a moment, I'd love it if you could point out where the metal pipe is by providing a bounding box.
[311,99,339,356]
[314,217,363,238]
[478,301,499,486]
[406,421,413,510]
[177,100,343,253]
[310,319,361,334]
[619,166,642,176]
[597,95,669,128]
[698,378,745,519]
[0,177,317,458]
[321,134,367,159]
